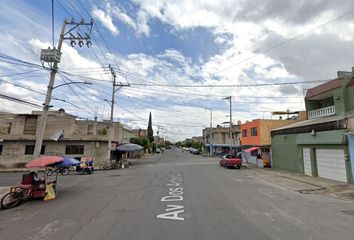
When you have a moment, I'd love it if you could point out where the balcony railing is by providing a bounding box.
[308,105,336,119]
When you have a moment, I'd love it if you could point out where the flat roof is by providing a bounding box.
[272,114,344,131]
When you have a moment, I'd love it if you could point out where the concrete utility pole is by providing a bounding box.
[106,65,130,167]
[34,18,93,158]
[224,96,232,153]
[205,107,213,128]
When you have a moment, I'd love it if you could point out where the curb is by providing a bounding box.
[0,169,29,173]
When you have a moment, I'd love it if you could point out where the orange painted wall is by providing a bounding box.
[240,119,261,145]
[241,119,301,146]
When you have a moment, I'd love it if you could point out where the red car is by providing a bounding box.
[219,153,242,169]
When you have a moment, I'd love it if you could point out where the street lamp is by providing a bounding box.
[223,96,232,154]
[205,107,213,128]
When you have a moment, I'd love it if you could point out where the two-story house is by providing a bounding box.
[0,109,138,169]
[271,69,354,183]
[240,113,306,167]
[203,124,241,155]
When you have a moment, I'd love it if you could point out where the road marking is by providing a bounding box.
[233,178,242,182]
[156,205,185,221]
[156,172,185,221]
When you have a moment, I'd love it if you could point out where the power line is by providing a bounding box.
[57,72,98,115]
[0,69,43,78]
[0,78,47,96]
[214,8,354,74]
[51,0,55,48]
[0,93,43,108]
[129,79,331,88]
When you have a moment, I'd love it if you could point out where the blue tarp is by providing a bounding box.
[55,157,80,167]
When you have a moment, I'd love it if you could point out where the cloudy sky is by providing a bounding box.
[1,0,354,142]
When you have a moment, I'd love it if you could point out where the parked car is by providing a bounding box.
[219,153,242,169]
[165,146,171,149]
[192,148,201,154]
[156,148,161,153]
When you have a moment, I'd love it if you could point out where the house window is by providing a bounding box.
[242,129,247,137]
[25,145,45,155]
[251,127,258,136]
[23,116,37,135]
[0,145,2,155]
[65,145,84,154]
[322,97,334,107]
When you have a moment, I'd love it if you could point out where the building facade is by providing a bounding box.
[271,69,354,183]
[0,110,138,169]
[240,116,306,166]
[203,125,241,155]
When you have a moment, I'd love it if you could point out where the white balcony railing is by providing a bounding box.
[308,105,336,119]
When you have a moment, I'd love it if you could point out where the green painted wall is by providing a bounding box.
[271,134,303,173]
[305,84,354,115]
[271,129,346,174]
[296,129,346,145]
[345,85,354,112]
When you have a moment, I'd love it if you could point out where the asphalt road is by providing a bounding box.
[1,147,354,240]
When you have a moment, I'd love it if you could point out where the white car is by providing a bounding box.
[156,148,161,153]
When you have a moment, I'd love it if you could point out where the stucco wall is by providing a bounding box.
[346,85,354,112]
[271,134,302,173]
[241,119,300,146]
[271,129,347,174]
[0,140,108,169]
[348,117,354,132]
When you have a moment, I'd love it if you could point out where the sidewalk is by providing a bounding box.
[249,166,354,201]
[0,168,29,173]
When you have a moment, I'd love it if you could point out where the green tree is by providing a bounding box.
[147,112,154,143]
[130,137,149,149]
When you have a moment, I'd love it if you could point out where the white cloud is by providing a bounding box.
[92,6,119,35]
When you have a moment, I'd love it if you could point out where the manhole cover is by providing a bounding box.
[107,174,121,177]
[341,210,354,215]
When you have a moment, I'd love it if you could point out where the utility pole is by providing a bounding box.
[34,18,93,158]
[224,96,232,154]
[106,64,130,167]
[205,107,213,128]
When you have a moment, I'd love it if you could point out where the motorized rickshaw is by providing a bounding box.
[75,158,94,175]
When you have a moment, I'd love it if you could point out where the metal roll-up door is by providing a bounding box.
[316,149,347,182]
[303,148,312,176]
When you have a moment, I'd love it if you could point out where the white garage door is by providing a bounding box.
[316,149,347,182]
[303,148,312,176]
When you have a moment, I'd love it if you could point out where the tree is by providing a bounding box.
[147,112,154,143]
[130,137,149,149]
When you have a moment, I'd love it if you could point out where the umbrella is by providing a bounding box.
[54,157,80,167]
[25,156,64,168]
[116,143,144,152]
